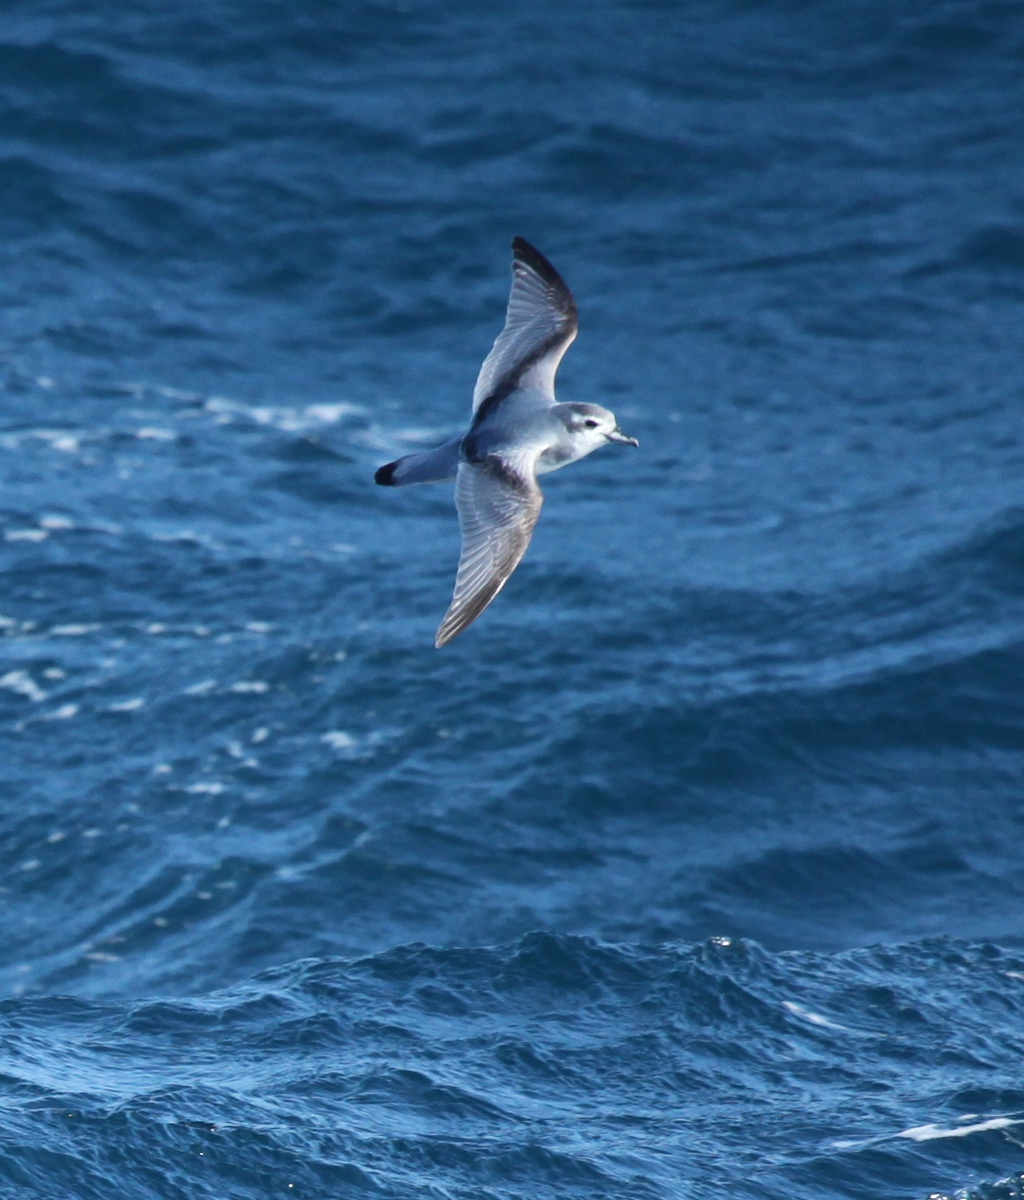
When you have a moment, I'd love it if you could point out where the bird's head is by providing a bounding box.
[556,402,639,449]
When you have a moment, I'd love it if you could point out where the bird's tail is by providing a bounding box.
[374,438,462,487]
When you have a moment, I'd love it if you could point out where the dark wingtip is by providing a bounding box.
[511,236,568,291]
[374,461,398,486]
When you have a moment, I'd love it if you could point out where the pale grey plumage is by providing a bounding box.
[375,237,637,647]
[471,237,578,413]
[435,458,543,647]
[374,437,461,486]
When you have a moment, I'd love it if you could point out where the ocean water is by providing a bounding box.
[2,1,1024,1196]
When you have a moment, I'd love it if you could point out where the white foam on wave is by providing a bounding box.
[322,730,357,750]
[0,429,82,454]
[0,670,47,703]
[42,703,79,721]
[183,679,217,696]
[360,423,454,454]
[203,396,363,433]
[5,529,48,542]
[833,1113,1024,1153]
[782,1000,852,1033]
[898,1116,1022,1142]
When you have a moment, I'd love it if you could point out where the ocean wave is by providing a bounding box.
[3,3,1024,1196]
[2,935,1024,1199]
[2,494,1024,983]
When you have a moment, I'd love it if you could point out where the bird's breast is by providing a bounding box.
[536,442,579,474]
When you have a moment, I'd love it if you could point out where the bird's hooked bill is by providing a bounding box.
[607,429,639,446]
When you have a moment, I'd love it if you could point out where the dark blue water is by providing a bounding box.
[2,2,1024,1196]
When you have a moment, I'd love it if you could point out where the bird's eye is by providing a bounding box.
[584,419,599,428]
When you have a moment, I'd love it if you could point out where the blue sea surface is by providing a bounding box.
[2,2,1024,1196]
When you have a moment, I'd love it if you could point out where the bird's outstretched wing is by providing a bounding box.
[435,457,543,647]
[471,237,578,414]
